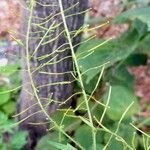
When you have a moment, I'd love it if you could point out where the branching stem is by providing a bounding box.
[58,0,96,150]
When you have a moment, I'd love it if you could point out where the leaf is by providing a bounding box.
[51,110,79,132]
[11,131,28,150]
[92,104,104,121]
[10,72,21,90]
[113,7,150,30]
[48,141,77,150]
[76,96,105,122]
[0,86,10,106]
[0,145,6,150]
[36,132,67,150]
[104,123,137,150]
[0,113,15,133]
[124,54,147,66]
[76,20,145,83]
[74,125,104,150]
[0,119,16,133]
[88,144,104,150]
[137,33,150,54]
[103,85,140,121]
[0,135,7,150]
[0,64,20,76]
[79,116,93,128]
[76,96,94,111]
[136,117,150,127]
[105,66,134,90]
[2,101,16,115]
[80,74,101,92]
[0,112,8,124]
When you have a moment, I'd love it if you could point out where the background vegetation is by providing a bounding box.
[1,0,150,149]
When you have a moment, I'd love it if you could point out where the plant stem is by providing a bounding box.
[58,0,96,150]
[25,1,84,149]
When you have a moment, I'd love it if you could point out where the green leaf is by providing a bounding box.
[2,101,16,115]
[0,64,20,76]
[76,96,94,111]
[113,7,150,30]
[76,20,144,83]
[136,117,150,128]
[0,113,15,133]
[103,85,140,121]
[0,135,7,150]
[74,125,104,149]
[0,86,10,106]
[0,112,8,124]
[105,66,134,89]
[88,144,104,150]
[0,119,16,133]
[137,33,150,53]
[36,132,67,150]
[104,123,137,150]
[10,72,21,90]
[48,141,77,150]
[51,110,79,132]
[11,131,28,150]
[0,144,6,150]
[124,54,147,66]
[92,104,104,121]
[80,74,101,93]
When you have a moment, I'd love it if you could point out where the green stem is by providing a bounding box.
[58,1,96,150]
[25,1,84,149]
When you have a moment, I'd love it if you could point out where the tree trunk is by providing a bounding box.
[17,0,87,149]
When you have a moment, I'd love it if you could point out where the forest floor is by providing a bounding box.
[1,0,150,117]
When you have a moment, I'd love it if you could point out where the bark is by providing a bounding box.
[17,0,87,149]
